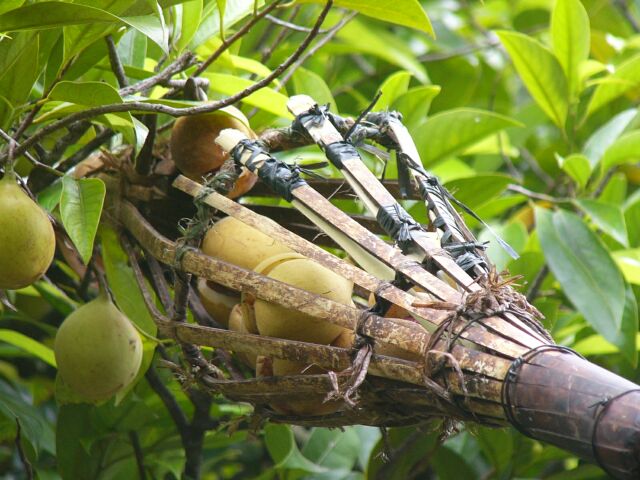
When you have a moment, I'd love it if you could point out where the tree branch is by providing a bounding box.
[119,52,197,97]
[7,0,334,161]
[192,0,283,78]
[106,35,129,88]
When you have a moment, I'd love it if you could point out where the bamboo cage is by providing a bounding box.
[108,95,640,479]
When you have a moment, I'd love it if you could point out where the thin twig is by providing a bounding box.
[8,3,333,161]
[14,419,34,480]
[146,366,190,432]
[276,10,356,91]
[526,265,549,303]
[106,35,129,88]
[119,52,197,97]
[45,121,92,166]
[192,1,283,77]
[128,431,146,480]
[0,127,63,176]
[260,6,300,64]
[145,254,173,311]
[507,184,565,203]
[265,14,328,33]
[593,166,617,199]
[58,129,114,173]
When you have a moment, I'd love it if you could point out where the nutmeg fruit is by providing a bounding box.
[54,294,143,402]
[0,172,55,289]
[201,216,294,271]
[170,109,257,198]
[254,257,354,345]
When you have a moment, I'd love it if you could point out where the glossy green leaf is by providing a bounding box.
[302,427,361,470]
[265,424,327,473]
[393,85,440,130]
[556,153,591,188]
[293,67,336,109]
[299,0,434,36]
[0,2,119,30]
[414,108,522,165]
[100,227,157,337]
[536,208,626,349]
[444,174,512,208]
[49,80,123,106]
[0,380,54,456]
[0,1,24,16]
[612,249,640,284]
[583,109,637,167]
[587,53,640,116]
[575,199,628,247]
[336,20,428,83]
[0,32,39,108]
[551,0,590,99]
[573,286,638,365]
[190,0,259,48]
[601,130,640,171]
[376,71,412,111]
[60,176,106,265]
[204,73,291,118]
[0,329,55,367]
[124,10,169,53]
[497,30,569,128]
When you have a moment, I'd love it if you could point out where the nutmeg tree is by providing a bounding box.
[1,1,640,479]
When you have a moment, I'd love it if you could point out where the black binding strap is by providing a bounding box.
[230,139,307,202]
[376,203,424,251]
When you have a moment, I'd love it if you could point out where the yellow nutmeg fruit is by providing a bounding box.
[0,172,55,289]
[202,216,293,271]
[170,109,258,198]
[197,278,239,327]
[54,294,143,402]
[254,258,354,345]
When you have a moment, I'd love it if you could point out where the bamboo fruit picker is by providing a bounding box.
[119,95,640,479]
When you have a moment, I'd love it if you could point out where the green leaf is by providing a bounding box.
[302,427,360,470]
[612,249,640,285]
[0,2,119,31]
[536,208,626,350]
[0,329,55,367]
[556,153,591,188]
[293,67,337,109]
[0,32,40,108]
[0,380,54,456]
[583,109,637,167]
[601,130,640,171]
[414,108,522,165]
[575,199,628,247]
[0,1,25,16]
[335,20,428,83]
[551,0,590,99]
[392,85,440,130]
[203,73,291,118]
[376,71,412,111]
[176,0,202,51]
[497,30,569,128]
[48,80,123,106]
[60,176,106,265]
[299,0,434,36]
[444,174,512,208]
[587,53,640,116]
[265,424,327,473]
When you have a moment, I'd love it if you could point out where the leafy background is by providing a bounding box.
[1,0,639,478]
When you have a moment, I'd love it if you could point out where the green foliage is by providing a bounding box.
[1,0,640,478]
